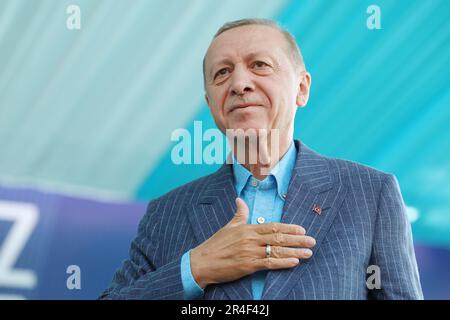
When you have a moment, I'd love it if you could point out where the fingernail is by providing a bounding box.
[304,249,313,257]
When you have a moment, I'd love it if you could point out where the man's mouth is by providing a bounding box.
[229,103,262,113]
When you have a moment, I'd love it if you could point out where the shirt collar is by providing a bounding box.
[232,157,252,197]
[271,141,297,199]
[232,141,297,199]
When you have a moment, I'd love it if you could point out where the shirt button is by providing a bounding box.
[251,179,259,187]
[257,216,265,224]
[282,193,287,199]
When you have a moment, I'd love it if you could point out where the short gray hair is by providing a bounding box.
[203,18,305,86]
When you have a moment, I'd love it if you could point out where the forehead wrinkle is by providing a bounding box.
[203,23,303,88]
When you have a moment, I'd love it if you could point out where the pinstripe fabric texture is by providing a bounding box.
[99,140,423,300]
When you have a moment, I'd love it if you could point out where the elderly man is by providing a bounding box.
[100,19,423,300]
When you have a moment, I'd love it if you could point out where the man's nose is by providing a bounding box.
[229,67,254,96]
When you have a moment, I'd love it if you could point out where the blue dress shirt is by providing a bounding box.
[181,141,297,299]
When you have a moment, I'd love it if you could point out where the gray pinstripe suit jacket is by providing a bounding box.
[100,140,423,300]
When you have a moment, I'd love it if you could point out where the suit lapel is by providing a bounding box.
[187,141,348,300]
[187,163,253,300]
[261,141,348,300]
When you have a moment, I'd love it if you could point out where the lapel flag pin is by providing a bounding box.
[312,205,322,215]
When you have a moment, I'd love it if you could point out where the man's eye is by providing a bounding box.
[253,61,270,69]
[214,68,229,79]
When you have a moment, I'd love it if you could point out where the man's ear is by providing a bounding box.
[205,93,211,110]
[296,72,312,108]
